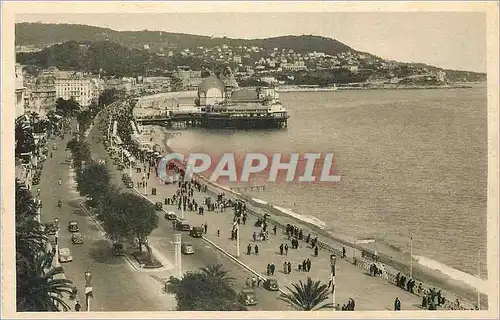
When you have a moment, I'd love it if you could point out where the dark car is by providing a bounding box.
[173,219,191,232]
[181,243,195,255]
[124,179,134,188]
[164,212,177,220]
[190,227,203,238]
[44,222,57,235]
[239,289,258,306]
[263,278,279,291]
[154,202,163,211]
[71,232,83,244]
[68,221,79,232]
[112,243,125,256]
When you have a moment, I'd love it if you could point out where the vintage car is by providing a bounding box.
[112,243,125,256]
[71,233,83,244]
[58,248,73,263]
[173,220,191,232]
[239,289,258,306]
[181,243,195,255]
[190,227,203,238]
[154,202,163,211]
[263,278,279,291]
[44,222,57,235]
[164,212,177,220]
[68,221,79,232]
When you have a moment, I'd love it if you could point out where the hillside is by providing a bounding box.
[15,23,359,56]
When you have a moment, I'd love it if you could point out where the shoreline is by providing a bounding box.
[276,84,479,93]
[151,125,487,309]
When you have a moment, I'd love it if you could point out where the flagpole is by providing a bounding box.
[477,250,481,310]
[409,233,413,279]
[236,223,240,257]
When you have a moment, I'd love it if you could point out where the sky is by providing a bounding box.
[16,12,487,73]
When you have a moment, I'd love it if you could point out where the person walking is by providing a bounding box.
[279,244,284,255]
[270,263,275,275]
[287,261,292,274]
[273,225,277,235]
[75,301,81,311]
[283,261,288,274]
[394,297,401,311]
[284,244,289,255]
[306,259,311,272]
[342,246,346,258]
[204,223,208,234]
[254,244,259,255]
[247,244,252,255]
[217,230,220,237]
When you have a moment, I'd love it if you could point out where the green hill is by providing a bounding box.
[15,22,358,55]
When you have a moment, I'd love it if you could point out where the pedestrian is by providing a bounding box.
[273,225,277,235]
[287,261,292,274]
[302,260,307,272]
[283,261,288,274]
[342,246,346,258]
[254,244,259,255]
[75,301,81,311]
[217,229,220,237]
[279,244,284,255]
[270,263,275,275]
[247,244,252,255]
[204,223,208,234]
[267,264,271,276]
[284,244,289,255]
[246,277,250,287]
[257,277,262,287]
[251,276,257,287]
[394,297,401,311]
[314,246,319,256]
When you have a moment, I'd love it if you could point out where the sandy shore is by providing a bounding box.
[141,126,487,309]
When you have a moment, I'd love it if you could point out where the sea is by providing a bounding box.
[165,87,488,288]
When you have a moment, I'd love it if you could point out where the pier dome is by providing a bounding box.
[197,74,225,106]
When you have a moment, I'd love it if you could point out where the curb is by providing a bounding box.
[201,236,286,296]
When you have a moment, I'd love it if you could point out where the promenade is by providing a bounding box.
[127,164,423,311]
[88,112,292,311]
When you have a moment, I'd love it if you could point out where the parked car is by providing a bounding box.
[71,233,83,244]
[44,222,57,235]
[112,243,125,256]
[125,180,134,188]
[263,278,279,291]
[181,243,194,255]
[190,227,203,238]
[164,212,177,220]
[68,221,79,232]
[174,220,191,232]
[58,248,73,263]
[239,289,258,306]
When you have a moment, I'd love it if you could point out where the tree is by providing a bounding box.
[278,277,333,311]
[15,117,36,157]
[97,193,158,253]
[199,264,235,286]
[56,97,80,118]
[66,138,92,170]
[76,162,111,201]
[166,267,245,311]
[16,252,74,312]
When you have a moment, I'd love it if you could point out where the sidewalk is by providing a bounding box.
[129,165,424,311]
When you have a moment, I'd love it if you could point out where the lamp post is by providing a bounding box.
[409,233,413,279]
[330,254,336,310]
[477,250,481,310]
[236,222,240,258]
[84,271,93,313]
[174,234,182,278]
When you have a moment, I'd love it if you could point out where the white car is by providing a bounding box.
[58,248,73,263]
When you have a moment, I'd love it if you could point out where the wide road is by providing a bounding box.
[38,127,175,311]
[88,110,291,311]
[36,109,289,311]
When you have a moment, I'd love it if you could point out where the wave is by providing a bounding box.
[272,205,327,229]
[413,255,488,294]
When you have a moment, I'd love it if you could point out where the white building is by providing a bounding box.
[15,64,25,118]
[437,70,447,82]
[197,74,225,106]
[54,70,101,107]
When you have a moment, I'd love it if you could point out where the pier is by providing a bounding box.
[229,185,266,192]
[136,112,288,129]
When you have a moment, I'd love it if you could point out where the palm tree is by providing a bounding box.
[199,264,235,285]
[16,218,48,275]
[15,179,37,221]
[15,117,36,157]
[16,252,74,312]
[278,277,334,311]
